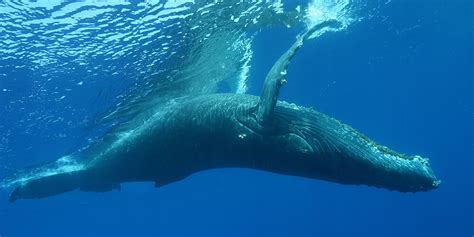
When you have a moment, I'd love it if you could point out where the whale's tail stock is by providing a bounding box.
[3,153,121,202]
[7,168,121,202]
[8,171,83,202]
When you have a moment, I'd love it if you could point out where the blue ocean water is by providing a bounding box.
[0,0,472,236]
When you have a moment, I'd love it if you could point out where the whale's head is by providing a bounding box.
[237,102,440,193]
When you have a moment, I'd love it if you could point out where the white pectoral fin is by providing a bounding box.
[256,20,340,123]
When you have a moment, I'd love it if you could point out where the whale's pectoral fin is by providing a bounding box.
[256,20,340,123]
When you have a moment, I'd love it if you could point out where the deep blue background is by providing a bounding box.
[0,1,472,236]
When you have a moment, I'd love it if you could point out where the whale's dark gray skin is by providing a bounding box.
[8,22,440,202]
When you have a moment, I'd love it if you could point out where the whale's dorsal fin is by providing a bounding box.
[256,20,340,123]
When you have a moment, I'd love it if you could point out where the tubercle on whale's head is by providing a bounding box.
[412,155,442,190]
[236,102,440,193]
[356,133,441,192]
[385,153,441,192]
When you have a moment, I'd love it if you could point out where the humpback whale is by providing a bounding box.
[8,21,440,202]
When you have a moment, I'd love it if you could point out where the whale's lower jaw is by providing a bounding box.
[8,156,439,203]
[9,154,439,203]
[316,154,440,193]
[218,149,440,194]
